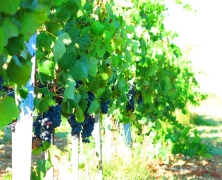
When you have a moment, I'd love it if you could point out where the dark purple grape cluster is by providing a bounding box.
[126,83,136,112]
[33,116,53,143]
[76,80,83,88]
[43,105,62,128]
[0,76,3,91]
[138,94,143,105]
[68,114,82,138]
[33,116,43,138]
[67,113,95,143]
[81,115,95,143]
[101,99,110,114]
[33,105,62,143]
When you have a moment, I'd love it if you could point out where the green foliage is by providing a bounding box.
[144,120,211,159]
[0,0,49,122]
[31,159,52,180]
[0,97,19,128]
[0,0,208,175]
[165,123,211,158]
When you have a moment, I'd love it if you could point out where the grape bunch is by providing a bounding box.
[33,104,62,144]
[33,116,53,143]
[126,83,136,112]
[43,104,62,128]
[76,80,83,88]
[137,94,143,105]
[67,113,95,143]
[0,76,3,91]
[68,114,82,138]
[101,99,110,114]
[81,115,95,143]
[33,116,43,138]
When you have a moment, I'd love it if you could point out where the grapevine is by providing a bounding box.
[0,0,208,178]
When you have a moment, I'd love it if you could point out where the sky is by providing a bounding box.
[164,0,222,99]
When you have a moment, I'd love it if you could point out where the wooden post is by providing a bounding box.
[104,115,113,162]
[72,136,79,179]
[12,34,36,180]
[122,123,132,162]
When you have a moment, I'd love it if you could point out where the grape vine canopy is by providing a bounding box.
[0,0,206,179]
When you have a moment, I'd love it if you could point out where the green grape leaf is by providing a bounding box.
[117,77,126,89]
[0,28,4,56]
[19,5,49,40]
[19,87,28,99]
[62,99,79,114]
[39,96,56,112]
[111,55,119,67]
[59,32,72,45]
[76,107,84,122]
[143,93,154,104]
[45,21,62,36]
[88,57,98,77]
[112,33,123,48]
[0,97,19,128]
[132,40,141,53]
[79,99,88,113]
[95,39,105,58]
[6,35,25,55]
[103,30,114,54]
[87,99,100,114]
[96,88,106,98]
[88,77,106,93]
[148,65,158,76]
[53,39,66,62]
[70,61,88,80]
[42,141,50,151]
[52,0,64,6]
[0,0,21,15]
[63,76,76,102]
[36,160,52,177]
[2,18,19,46]
[58,52,76,70]
[37,87,53,98]
[32,146,43,155]
[81,26,91,35]
[38,60,55,77]
[7,58,32,86]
